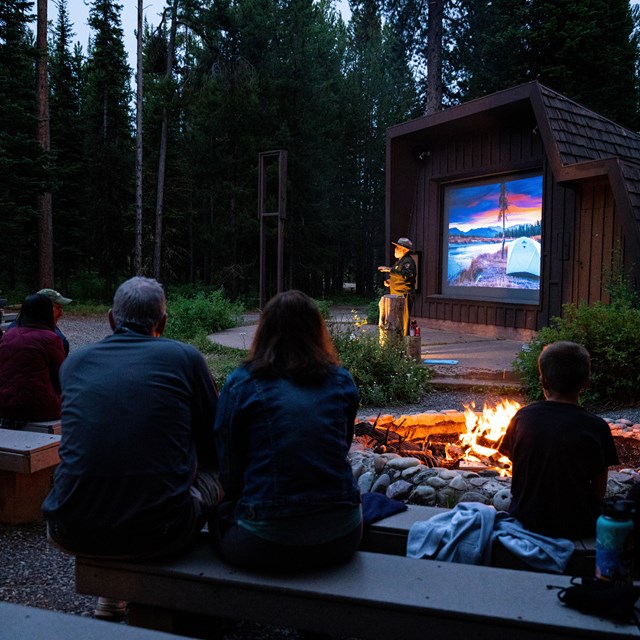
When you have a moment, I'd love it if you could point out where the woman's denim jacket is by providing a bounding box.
[214,365,361,522]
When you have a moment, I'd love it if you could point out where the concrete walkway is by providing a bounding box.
[209,307,530,391]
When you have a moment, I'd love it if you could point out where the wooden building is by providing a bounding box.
[386,81,640,338]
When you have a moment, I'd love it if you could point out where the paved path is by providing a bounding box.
[209,308,529,390]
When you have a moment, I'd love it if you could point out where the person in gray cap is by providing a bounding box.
[6,288,72,355]
[378,237,416,336]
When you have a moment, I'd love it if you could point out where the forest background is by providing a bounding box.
[2,0,640,306]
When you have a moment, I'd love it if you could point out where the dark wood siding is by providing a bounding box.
[387,83,640,334]
[573,181,621,305]
[389,115,545,332]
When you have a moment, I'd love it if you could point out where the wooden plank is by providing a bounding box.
[1,602,187,640]
[0,467,55,524]
[76,546,640,640]
[0,429,60,473]
[0,451,32,474]
[24,420,62,435]
[0,428,61,452]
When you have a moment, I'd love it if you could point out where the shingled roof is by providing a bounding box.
[530,83,640,254]
[387,80,640,277]
[535,83,640,168]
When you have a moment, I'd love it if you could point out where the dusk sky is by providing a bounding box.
[448,175,543,233]
[52,0,352,71]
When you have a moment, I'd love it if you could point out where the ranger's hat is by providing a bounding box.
[392,237,413,250]
[37,288,72,305]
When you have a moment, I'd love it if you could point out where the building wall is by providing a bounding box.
[387,113,623,333]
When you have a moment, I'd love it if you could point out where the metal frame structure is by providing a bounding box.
[258,150,287,309]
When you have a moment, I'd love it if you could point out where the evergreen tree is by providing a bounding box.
[49,0,87,287]
[527,0,639,129]
[450,0,640,130]
[343,0,419,296]
[446,0,529,102]
[83,0,133,292]
[0,0,42,289]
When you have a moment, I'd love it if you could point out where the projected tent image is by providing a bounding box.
[444,173,542,296]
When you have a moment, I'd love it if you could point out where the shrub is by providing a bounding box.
[332,323,431,406]
[366,298,380,325]
[313,298,332,321]
[514,299,640,405]
[189,334,246,389]
[165,290,243,342]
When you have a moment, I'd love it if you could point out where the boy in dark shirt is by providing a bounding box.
[499,341,619,539]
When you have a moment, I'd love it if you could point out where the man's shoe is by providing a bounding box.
[94,596,128,622]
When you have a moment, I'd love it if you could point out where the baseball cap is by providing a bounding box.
[37,288,72,305]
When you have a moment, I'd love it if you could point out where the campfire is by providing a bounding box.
[355,399,521,476]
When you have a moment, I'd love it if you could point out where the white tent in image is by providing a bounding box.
[505,237,541,277]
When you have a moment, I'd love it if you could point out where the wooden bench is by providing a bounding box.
[24,420,62,435]
[1,601,187,640]
[364,503,596,576]
[75,540,640,640]
[0,428,61,524]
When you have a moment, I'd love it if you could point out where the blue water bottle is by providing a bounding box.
[596,498,635,584]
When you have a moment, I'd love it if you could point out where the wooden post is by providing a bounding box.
[378,294,405,345]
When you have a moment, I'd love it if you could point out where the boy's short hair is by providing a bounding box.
[538,341,591,395]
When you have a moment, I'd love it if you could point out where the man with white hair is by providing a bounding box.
[378,237,417,336]
[43,276,221,619]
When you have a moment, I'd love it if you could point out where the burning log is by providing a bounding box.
[355,399,521,476]
[354,422,451,468]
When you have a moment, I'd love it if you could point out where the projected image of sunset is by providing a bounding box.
[445,173,543,291]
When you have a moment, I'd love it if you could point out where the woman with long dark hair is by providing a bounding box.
[0,294,65,427]
[211,290,362,571]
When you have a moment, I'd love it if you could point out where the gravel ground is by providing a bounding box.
[3,314,640,622]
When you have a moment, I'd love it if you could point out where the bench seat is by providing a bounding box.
[0,428,61,524]
[23,420,62,435]
[76,542,640,640]
[364,503,596,576]
[1,601,187,640]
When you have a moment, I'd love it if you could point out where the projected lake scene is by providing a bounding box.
[445,174,543,292]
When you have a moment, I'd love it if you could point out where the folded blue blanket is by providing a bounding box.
[406,501,574,573]
[361,492,408,525]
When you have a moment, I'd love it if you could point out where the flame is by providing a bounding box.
[460,399,521,475]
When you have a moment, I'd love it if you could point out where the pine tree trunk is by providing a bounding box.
[153,0,179,280]
[425,0,444,115]
[134,0,144,275]
[36,0,53,287]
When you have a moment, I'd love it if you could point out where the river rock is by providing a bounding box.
[481,480,506,496]
[426,476,447,489]
[387,457,422,470]
[357,471,375,493]
[458,491,489,504]
[449,475,469,491]
[387,479,414,500]
[410,484,437,505]
[436,469,459,481]
[371,473,391,493]
[493,488,511,511]
[374,456,388,473]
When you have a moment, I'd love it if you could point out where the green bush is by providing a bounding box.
[366,298,380,325]
[332,326,431,406]
[165,290,243,342]
[189,334,246,389]
[313,298,332,321]
[514,299,640,405]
